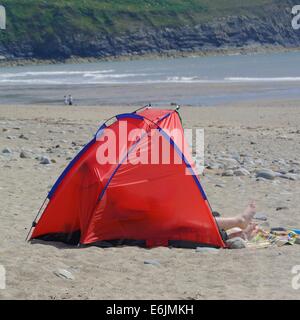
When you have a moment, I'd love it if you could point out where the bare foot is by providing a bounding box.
[243,222,259,240]
[236,201,256,229]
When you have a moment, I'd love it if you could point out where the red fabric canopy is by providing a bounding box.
[30,108,225,248]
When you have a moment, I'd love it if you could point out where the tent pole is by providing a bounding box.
[25,197,48,241]
[133,103,151,114]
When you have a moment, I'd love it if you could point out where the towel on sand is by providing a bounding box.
[246,229,298,249]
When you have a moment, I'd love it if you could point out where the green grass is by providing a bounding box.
[0,0,283,48]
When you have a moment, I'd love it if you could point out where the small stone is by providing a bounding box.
[256,169,278,180]
[234,168,250,176]
[256,177,267,182]
[20,151,31,159]
[229,152,241,162]
[54,269,74,280]
[254,213,268,221]
[19,134,29,140]
[40,156,51,165]
[215,184,225,188]
[51,159,57,163]
[144,260,160,266]
[289,168,300,174]
[226,237,246,249]
[276,206,289,211]
[279,173,299,181]
[195,247,219,254]
[243,156,255,166]
[218,158,239,169]
[2,147,12,154]
[222,170,234,177]
[206,163,223,170]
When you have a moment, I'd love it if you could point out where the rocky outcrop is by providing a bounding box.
[0,1,299,60]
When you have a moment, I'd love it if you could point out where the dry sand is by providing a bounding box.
[1,102,300,300]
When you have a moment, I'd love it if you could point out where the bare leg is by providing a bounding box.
[215,201,256,231]
[215,216,242,231]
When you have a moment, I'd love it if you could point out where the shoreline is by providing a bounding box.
[1,44,300,68]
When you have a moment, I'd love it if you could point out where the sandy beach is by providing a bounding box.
[1,101,300,300]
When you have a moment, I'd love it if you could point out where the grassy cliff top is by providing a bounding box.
[0,0,283,42]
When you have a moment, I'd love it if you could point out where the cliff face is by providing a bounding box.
[0,0,299,60]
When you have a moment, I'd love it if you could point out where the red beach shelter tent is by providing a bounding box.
[28,107,225,249]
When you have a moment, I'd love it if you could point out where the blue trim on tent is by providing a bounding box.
[158,128,208,201]
[95,123,107,139]
[48,138,96,199]
[116,113,144,120]
[157,112,171,123]
[96,111,207,205]
[96,113,172,203]
[47,113,146,200]
[48,123,107,200]
[48,109,207,204]
[97,130,149,203]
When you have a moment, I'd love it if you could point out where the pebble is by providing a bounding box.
[218,158,239,169]
[229,152,241,162]
[53,269,74,280]
[234,168,250,176]
[40,156,51,165]
[289,168,300,174]
[256,177,267,182]
[144,260,161,266]
[279,173,299,181]
[215,184,225,188]
[206,163,223,170]
[243,156,255,166]
[2,147,12,154]
[19,134,29,140]
[276,206,289,211]
[20,151,31,159]
[256,169,278,180]
[254,213,268,221]
[195,247,219,254]
[226,237,246,249]
[222,170,234,177]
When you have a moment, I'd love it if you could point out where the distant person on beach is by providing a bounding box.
[68,95,73,106]
[215,201,259,240]
[64,96,68,106]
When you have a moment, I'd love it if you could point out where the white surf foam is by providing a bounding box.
[225,77,300,82]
